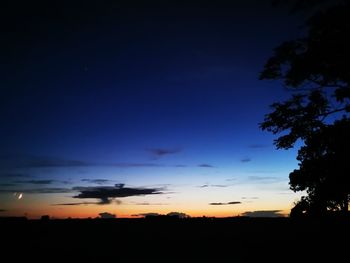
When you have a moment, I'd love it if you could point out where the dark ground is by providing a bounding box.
[1,216,349,260]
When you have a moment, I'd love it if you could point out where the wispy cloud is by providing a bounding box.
[0,187,72,194]
[147,148,182,158]
[134,202,169,205]
[240,158,251,163]
[0,173,31,178]
[52,202,97,206]
[13,180,54,185]
[209,201,241,205]
[241,210,284,217]
[111,163,163,168]
[248,176,279,181]
[0,183,16,187]
[226,178,236,182]
[20,159,94,168]
[73,184,164,204]
[197,184,231,188]
[1,154,192,170]
[52,200,122,206]
[81,179,113,185]
[241,197,259,200]
[211,184,229,188]
[198,164,215,168]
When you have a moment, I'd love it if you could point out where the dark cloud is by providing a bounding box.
[52,202,97,206]
[209,201,241,205]
[211,184,229,188]
[111,163,163,168]
[241,158,251,163]
[81,179,112,185]
[0,209,7,212]
[99,212,116,219]
[73,184,163,204]
[198,184,230,188]
[198,164,214,168]
[167,212,190,218]
[0,187,72,194]
[249,144,268,149]
[13,180,54,185]
[53,199,122,206]
[241,210,284,217]
[147,148,182,158]
[0,173,30,178]
[11,157,94,168]
[0,154,188,170]
[132,213,162,217]
[0,183,16,187]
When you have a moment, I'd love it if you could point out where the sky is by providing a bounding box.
[0,0,306,218]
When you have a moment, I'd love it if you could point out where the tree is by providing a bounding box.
[260,2,350,216]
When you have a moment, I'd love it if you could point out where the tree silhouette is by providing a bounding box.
[260,3,350,216]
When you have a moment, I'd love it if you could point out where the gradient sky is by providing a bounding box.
[1,0,306,218]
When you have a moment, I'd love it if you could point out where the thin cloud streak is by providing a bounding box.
[209,201,241,205]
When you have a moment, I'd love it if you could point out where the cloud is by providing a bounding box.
[209,201,241,205]
[99,212,116,219]
[134,202,168,205]
[52,199,122,206]
[147,148,182,158]
[0,173,30,178]
[241,210,284,217]
[167,212,190,218]
[241,197,259,200]
[0,187,72,194]
[241,158,251,163]
[0,183,16,187]
[52,202,97,206]
[111,163,163,168]
[13,180,54,185]
[198,164,214,168]
[0,154,189,169]
[132,213,162,217]
[16,158,94,168]
[73,184,164,204]
[226,178,236,181]
[248,176,279,181]
[81,179,112,185]
[0,209,7,212]
[197,184,230,188]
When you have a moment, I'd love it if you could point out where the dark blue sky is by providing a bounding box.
[1,0,304,218]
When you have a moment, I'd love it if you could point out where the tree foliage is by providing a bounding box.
[260,3,350,215]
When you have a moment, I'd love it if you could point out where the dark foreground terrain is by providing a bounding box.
[1,216,349,260]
